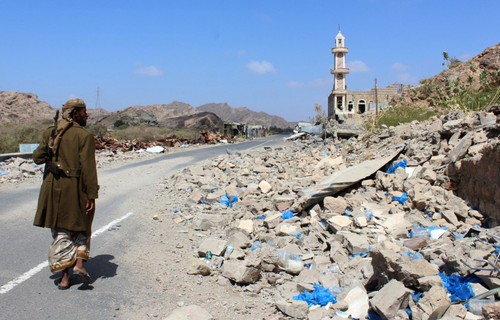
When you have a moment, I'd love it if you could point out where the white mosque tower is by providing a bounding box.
[328,30,350,119]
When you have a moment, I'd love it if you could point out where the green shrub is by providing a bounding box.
[0,122,47,153]
[364,105,439,132]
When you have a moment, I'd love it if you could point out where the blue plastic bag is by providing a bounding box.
[293,283,337,306]
[220,194,239,208]
[439,273,476,302]
[392,192,407,204]
[386,160,407,174]
[281,209,294,220]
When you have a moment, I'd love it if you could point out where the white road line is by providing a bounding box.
[0,211,134,295]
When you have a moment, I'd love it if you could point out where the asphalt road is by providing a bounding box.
[0,136,287,320]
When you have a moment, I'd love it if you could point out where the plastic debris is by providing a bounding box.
[251,241,262,251]
[145,146,165,153]
[276,250,303,274]
[439,273,477,302]
[281,209,294,220]
[220,194,239,208]
[386,159,407,174]
[293,283,337,306]
[402,251,424,260]
[391,192,407,204]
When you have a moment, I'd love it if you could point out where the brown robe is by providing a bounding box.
[33,122,99,237]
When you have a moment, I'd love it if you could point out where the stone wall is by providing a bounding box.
[450,141,500,226]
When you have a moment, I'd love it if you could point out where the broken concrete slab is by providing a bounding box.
[370,279,410,319]
[221,260,261,285]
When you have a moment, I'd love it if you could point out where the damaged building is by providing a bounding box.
[327,31,409,119]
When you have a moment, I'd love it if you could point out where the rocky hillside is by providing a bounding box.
[95,101,196,127]
[396,43,500,108]
[0,91,54,124]
[198,103,295,129]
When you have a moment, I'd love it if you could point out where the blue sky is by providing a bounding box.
[1,1,499,122]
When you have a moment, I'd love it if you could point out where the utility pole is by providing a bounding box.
[374,78,379,116]
[95,87,101,109]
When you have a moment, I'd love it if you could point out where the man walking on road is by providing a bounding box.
[33,98,99,289]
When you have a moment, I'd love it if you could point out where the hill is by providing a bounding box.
[198,103,295,129]
[0,91,54,124]
[395,43,500,109]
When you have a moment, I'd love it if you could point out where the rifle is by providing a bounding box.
[43,110,60,179]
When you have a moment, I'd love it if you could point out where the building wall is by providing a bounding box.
[331,83,410,118]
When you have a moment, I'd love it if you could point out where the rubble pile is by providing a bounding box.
[159,109,499,319]
[0,131,233,183]
[0,151,159,183]
[95,131,232,152]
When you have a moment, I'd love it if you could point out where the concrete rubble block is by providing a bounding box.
[221,260,261,285]
[205,192,223,204]
[297,268,321,285]
[189,188,204,204]
[329,241,350,270]
[264,212,282,229]
[474,270,500,290]
[417,275,443,291]
[224,186,240,198]
[323,196,348,215]
[382,212,412,238]
[468,142,487,155]
[443,119,464,131]
[439,303,467,319]
[315,155,343,169]
[482,301,500,319]
[226,230,251,249]
[416,167,437,184]
[258,180,272,193]
[344,286,369,320]
[341,258,375,289]
[245,182,260,194]
[469,284,492,305]
[403,237,429,251]
[429,154,447,167]
[441,210,460,226]
[275,299,309,319]
[327,215,352,232]
[189,166,206,176]
[399,256,439,287]
[197,238,227,257]
[307,307,332,320]
[163,305,213,320]
[363,202,391,219]
[375,171,395,191]
[370,249,401,284]
[186,257,212,276]
[19,162,36,175]
[370,279,410,320]
[362,179,375,187]
[274,195,295,211]
[410,286,450,320]
[237,219,254,234]
[473,130,488,144]
[354,216,368,228]
[478,111,497,125]
[341,232,370,255]
[193,214,227,231]
[276,222,300,236]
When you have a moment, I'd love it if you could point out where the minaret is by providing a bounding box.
[328,30,350,119]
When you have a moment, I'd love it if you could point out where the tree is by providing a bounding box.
[442,51,461,69]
